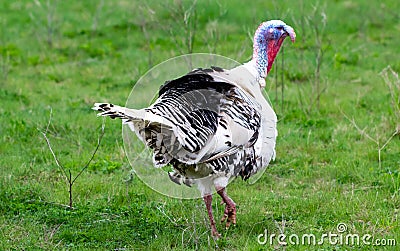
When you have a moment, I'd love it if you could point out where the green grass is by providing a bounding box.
[1,0,399,250]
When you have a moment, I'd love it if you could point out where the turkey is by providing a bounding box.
[93,20,295,238]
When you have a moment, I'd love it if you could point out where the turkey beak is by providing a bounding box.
[284,25,296,43]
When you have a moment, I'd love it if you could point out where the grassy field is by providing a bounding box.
[1,0,399,250]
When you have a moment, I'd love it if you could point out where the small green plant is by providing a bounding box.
[39,109,105,209]
[30,0,59,48]
[134,3,157,68]
[342,111,397,169]
[162,0,198,55]
[341,66,400,169]
[91,0,104,38]
[292,2,329,116]
[380,66,400,134]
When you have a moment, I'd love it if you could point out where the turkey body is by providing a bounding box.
[94,65,276,190]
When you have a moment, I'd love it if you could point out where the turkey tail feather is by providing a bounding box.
[92,103,144,121]
[93,103,175,128]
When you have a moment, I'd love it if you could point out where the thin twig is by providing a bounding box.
[156,203,180,227]
[341,111,378,144]
[39,108,69,182]
[69,170,72,208]
[72,118,105,184]
[40,109,106,209]
[380,131,398,152]
[341,109,397,168]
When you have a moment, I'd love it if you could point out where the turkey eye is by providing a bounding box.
[276,26,284,31]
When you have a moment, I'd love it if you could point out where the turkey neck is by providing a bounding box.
[252,41,268,80]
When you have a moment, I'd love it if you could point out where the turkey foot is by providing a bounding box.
[216,187,236,229]
[220,201,236,228]
[211,227,221,239]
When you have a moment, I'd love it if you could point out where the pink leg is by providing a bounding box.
[216,187,236,229]
[203,194,221,238]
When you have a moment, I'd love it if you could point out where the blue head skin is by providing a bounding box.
[252,20,296,79]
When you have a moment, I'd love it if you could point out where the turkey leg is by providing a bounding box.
[216,187,236,229]
[203,194,221,238]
